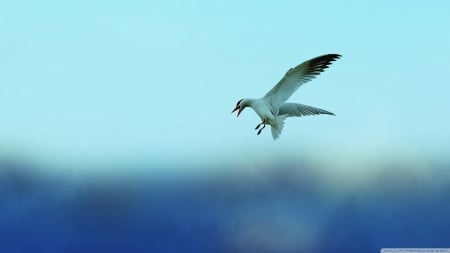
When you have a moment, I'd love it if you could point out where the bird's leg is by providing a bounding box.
[257,124,266,135]
[256,119,267,135]
[255,118,268,130]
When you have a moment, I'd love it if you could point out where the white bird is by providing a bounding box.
[232,54,341,140]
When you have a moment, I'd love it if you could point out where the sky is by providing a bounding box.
[1,0,450,166]
[1,2,450,252]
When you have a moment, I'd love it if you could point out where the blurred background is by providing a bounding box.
[1,1,450,252]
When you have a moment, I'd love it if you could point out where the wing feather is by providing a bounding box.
[278,103,335,117]
[263,54,341,109]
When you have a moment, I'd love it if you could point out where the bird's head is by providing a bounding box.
[231,99,248,117]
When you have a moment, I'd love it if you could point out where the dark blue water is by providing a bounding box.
[1,159,449,253]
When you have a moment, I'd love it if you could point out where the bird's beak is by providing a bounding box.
[231,106,243,117]
[237,107,243,117]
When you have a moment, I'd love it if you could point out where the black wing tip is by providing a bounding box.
[304,53,341,75]
[316,53,342,62]
[324,53,342,58]
[329,53,342,58]
[309,54,342,67]
[318,111,335,116]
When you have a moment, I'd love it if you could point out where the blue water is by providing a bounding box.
[1,159,449,253]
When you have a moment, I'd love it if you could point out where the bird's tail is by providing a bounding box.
[271,115,288,140]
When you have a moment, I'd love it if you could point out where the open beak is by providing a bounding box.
[231,106,242,117]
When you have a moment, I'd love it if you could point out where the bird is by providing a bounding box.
[231,53,341,140]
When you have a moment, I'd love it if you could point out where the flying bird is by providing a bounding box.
[232,54,341,140]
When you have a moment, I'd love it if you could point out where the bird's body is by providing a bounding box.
[232,54,341,140]
[243,99,275,122]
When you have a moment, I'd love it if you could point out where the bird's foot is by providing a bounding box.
[256,124,266,135]
[255,120,267,135]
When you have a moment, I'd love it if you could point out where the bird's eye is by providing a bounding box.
[236,99,243,106]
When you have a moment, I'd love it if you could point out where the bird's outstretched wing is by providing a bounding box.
[278,103,335,117]
[263,54,341,109]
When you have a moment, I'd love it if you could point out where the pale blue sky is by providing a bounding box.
[1,1,449,165]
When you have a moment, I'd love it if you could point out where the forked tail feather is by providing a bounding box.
[271,115,288,140]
